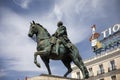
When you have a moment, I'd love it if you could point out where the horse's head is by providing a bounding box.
[28,21,51,41]
[28,21,38,37]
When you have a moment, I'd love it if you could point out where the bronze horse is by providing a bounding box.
[28,21,89,79]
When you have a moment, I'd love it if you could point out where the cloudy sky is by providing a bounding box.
[0,0,120,80]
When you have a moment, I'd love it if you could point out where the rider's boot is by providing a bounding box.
[56,43,59,55]
[56,40,61,55]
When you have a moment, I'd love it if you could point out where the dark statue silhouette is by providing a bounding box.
[28,21,89,79]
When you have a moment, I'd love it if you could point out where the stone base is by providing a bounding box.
[27,74,80,80]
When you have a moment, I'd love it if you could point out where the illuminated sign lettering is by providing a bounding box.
[101,24,120,38]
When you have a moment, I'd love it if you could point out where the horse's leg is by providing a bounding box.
[73,56,89,79]
[41,56,51,75]
[34,50,48,66]
[34,52,41,68]
[62,58,72,77]
[70,45,89,79]
[78,58,89,79]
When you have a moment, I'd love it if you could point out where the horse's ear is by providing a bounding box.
[32,21,35,24]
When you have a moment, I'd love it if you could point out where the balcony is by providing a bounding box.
[108,66,116,72]
[89,72,94,77]
[97,69,105,75]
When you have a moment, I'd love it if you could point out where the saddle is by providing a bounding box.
[50,36,58,44]
[50,36,73,52]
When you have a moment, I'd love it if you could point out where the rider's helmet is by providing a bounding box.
[57,21,63,27]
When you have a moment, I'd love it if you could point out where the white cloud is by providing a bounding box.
[50,0,109,43]
[68,27,89,43]
[50,0,92,43]
[0,8,46,72]
[28,0,91,44]
[0,0,111,74]
[54,5,63,21]
[19,0,107,44]
[13,0,32,9]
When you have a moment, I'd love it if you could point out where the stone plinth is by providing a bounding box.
[27,74,80,80]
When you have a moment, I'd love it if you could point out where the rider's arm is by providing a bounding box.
[52,32,58,36]
[58,26,66,36]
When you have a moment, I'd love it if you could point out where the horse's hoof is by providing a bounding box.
[64,74,67,77]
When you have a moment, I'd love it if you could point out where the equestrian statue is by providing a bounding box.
[28,21,89,79]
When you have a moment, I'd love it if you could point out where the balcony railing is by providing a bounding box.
[97,69,105,75]
[108,66,116,72]
[89,72,94,77]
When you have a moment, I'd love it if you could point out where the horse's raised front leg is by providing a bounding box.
[34,52,41,68]
[34,50,49,68]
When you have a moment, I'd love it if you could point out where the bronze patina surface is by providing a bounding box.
[28,21,89,79]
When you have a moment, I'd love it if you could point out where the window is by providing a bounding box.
[76,72,80,79]
[109,60,116,71]
[110,60,116,70]
[88,68,94,76]
[111,75,116,80]
[99,64,104,74]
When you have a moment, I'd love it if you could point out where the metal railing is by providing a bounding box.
[108,66,116,72]
[97,69,105,75]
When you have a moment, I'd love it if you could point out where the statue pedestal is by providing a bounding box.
[27,74,80,80]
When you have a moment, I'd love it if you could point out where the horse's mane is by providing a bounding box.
[36,23,51,37]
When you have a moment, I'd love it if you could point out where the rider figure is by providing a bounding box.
[52,21,72,55]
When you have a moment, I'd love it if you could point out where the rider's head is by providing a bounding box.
[57,21,63,27]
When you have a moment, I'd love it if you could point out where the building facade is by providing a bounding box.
[71,24,120,80]
[71,47,120,80]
